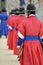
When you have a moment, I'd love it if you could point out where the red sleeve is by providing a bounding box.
[7,16,13,26]
[39,22,43,37]
[6,16,10,24]
[18,21,25,36]
[13,17,19,29]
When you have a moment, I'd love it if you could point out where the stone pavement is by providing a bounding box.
[0,36,20,65]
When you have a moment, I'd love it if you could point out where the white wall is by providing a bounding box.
[5,0,31,13]
[6,0,20,13]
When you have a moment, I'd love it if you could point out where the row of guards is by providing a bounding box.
[6,2,43,65]
[0,0,43,65]
[0,9,9,38]
[0,0,42,38]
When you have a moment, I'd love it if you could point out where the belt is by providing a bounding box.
[24,36,40,41]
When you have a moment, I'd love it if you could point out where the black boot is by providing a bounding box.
[5,34,7,38]
[0,35,2,38]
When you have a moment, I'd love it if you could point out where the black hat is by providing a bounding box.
[14,8,19,12]
[11,9,15,12]
[9,9,15,14]
[9,12,15,14]
[19,7,25,14]
[14,8,20,15]
[27,4,36,12]
[2,9,6,12]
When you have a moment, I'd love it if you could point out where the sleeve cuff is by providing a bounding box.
[17,37,24,46]
[17,46,20,48]
[8,25,13,30]
[40,36,43,43]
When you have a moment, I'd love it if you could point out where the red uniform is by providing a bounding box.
[7,15,15,50]
[12,15,26,55]
[18,15,43,65]
[7,14,26,55]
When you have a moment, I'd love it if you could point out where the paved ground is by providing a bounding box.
[0,36,20,65]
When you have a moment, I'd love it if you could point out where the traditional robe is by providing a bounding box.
[17,14,43,65]
[0,13,1,36]
[13,15,26,55]
[1,12,8,35]
[7,15,14,50]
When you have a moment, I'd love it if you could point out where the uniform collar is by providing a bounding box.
[29,14,35,17]
[19,14,24,16]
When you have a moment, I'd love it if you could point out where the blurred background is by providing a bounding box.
[0,0,43,20]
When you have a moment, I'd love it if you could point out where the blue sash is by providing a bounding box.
[13,27,18,31]
[24,36,40,41]
[17,36,40,46]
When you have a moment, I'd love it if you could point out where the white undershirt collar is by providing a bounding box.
[29,14,35,17]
